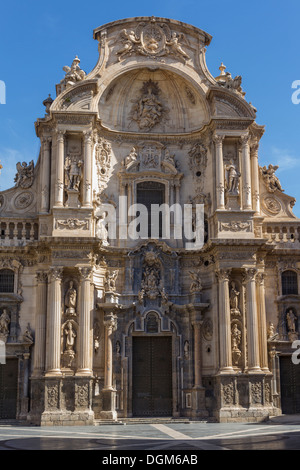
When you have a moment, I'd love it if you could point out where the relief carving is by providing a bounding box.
[129,80,168,131]
[116,20,190,63]
[260,164,284,193]
[14,160,34,189]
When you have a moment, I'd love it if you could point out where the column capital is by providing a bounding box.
[213,134,225,146]
[256,272,266,285]
[250,138,259,154]
[243,267,258,283]
[104,313,117,331]
[79,266,92,281]
[36,270,48,284]
[56,129,66,142]
[216,268,231,282]
[42,136,52,148]
[240,134,250,147]
[48,267,63,282]
[83,130,93,144]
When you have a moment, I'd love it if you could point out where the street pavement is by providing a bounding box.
[0,414,299,452]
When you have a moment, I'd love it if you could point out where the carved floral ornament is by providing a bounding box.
[116,20,191,63]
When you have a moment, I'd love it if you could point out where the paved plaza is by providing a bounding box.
[0,415,299,451]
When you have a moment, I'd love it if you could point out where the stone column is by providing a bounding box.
[214,135,225,210]
[40,137,51,213]
[244,268,261,372]
[103,312,117,390]
[240,135,252,210]
[216,268,234,373]
[83,131,93,207]
[250,139,260,214]
[192,322,203,388]
[45,267,63,377]
[76,267,93,376]
[55,131,65,207]
[256,273,269,372]
[101,312,118,420]
[33,271,48,377]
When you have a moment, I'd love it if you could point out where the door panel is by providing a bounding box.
[0,359,18,419]
[280,356,300,414]
[133,337,172,417]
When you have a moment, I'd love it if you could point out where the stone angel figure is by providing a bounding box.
[14,160,34,189]
[260,164,284,193]
[189,270,202,293]
[105,270,119,293]
[117,29,141,61]
[166,32,190,61]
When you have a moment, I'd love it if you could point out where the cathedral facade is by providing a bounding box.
[0,17,299,425]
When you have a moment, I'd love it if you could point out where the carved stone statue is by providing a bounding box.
[231,323,242,365]
[105,270,119,292]
[230,282,240,314]
[286,309,297,333]
[225,160,241,194]
[166,32,190,61]
[60,56,86,90]
[64,156,83,191]
[131,80,164,131]
[64,321,76,352]
[260,164,284,193]
[95,213,109,246]
[23,323,33,343]
[14,160,34,189]
[0,309,10,336]
[267,322,278,340]
[65,281,77,315]
[124,147,138,168]
[189,270,202,293]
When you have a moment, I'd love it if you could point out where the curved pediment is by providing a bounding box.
[98,68,210,134]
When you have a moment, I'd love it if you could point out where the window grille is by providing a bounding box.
[282,270,298,295]
[0,269,14,293]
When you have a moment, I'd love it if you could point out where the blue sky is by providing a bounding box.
[1,0,300,215]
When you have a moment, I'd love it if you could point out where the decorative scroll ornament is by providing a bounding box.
[14,160,34,189]
[116,20,190,62]
[56,218,89,230]
[95,138,112,188]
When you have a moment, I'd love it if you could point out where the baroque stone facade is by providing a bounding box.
[0,17,299,425]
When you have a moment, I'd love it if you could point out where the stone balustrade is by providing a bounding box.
[263,222,300,244]
[0,218,39,246]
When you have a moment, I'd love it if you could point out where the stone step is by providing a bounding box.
[94,417,208,425]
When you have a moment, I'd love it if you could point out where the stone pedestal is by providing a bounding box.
[65,189,81,208]
[99,389,117,421]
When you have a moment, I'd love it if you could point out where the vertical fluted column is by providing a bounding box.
[76,267,93,376]
[33,271,48,377]
[244,268,261,372]
[40,137,51,213]
[250,139,260,214]
[216,268,234,372]
[192,321,203,388]
[83,131,93,207]
[256,272,269,372]
[214,135,225,210]
[103,313,117,390]
[55,130,65,207]
[45,267,63,376]
[241,135,252,210]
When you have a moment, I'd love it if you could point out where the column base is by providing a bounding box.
[45,370,62,377]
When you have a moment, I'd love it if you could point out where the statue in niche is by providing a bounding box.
[286,309,297,333]
[65,281,77,316]
[184,340,190,359]
[260,164,284,193]
[64,155,83,191]
[0,309,10,337]
[189,270,202,293]
[230,282,241,315]
[231,323,242,365]
[23,323,33,343]
[95,213,109,246]
[64,321,76,352]
[14,160,34,189]
[105,270,119,292]
[225,160,240,194]
[131,80,164,131]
